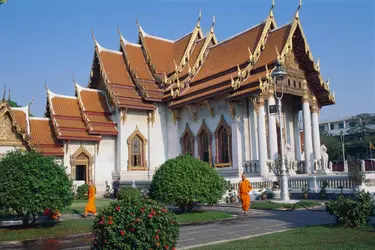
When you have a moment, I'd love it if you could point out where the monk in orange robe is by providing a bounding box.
[84,181,97,217]
[238,173,252,215]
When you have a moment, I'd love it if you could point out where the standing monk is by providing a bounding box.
[83,181,97,217]
[238,173,252,216]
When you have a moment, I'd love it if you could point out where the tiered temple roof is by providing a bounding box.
[1,2,335,157]
[86,3,334,111]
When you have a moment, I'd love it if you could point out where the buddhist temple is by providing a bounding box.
[0,2,335,194]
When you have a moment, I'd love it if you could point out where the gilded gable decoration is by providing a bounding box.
[171,109,181,125]
[204,100,214,118]
[187,104,197,121]
[229,102,236,120]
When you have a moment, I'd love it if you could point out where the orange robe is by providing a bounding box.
[238,179,252,212]
[84,185,97,215]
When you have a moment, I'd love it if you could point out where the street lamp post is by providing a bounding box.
[271,61,289,201]
[340,130,346,164]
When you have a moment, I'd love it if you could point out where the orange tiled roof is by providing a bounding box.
[76,85,118,136]
[10,107,28,133]
[193,22,266,82]
[48,91,102,141]
[253,24,291,69]
[121,42,164,102]
[178,37,207,78]
[141,31,193,74]
[97,45,157,110]
[29,118,64,156]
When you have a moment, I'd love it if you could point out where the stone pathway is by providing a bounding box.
[0,206,339,250]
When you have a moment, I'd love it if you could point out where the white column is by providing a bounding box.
[267,95,278,160]
[257,96,268,176]
[249,99,259,160]
[302,96,314,174]
[311,105,321,163]
[293,109,302,161]
[231,113,243,173]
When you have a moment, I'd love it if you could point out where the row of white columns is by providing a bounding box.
[254,92,322,176]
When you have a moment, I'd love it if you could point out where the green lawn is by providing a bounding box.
[195,225,375,250]
[0,219,94,242]
[0,211,231,242]
[251,200,322,210]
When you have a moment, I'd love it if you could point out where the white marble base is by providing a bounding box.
[315,169,332,175]
[270,199,300,204]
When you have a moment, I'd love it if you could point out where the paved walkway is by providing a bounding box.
[0,206,337,250]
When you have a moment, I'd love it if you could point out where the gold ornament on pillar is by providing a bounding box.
[301,80,309,102]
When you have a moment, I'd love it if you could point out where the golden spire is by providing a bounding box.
[7,88,10,101]
[72,73,77,85]
[210,15,215,34]
[92,28,95,41]
[2,84,6,101]
[295,0,302,20]
[117,24,121,36]
[269,0,275,18]
[44,81,48,91]
[197,9,202,28]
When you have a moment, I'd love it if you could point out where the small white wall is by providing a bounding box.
[0,146,18,156]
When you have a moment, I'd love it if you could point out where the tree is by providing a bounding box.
[149,154,227,213]
[0,149,74,226]
[8,99,20,108]
[0,0,7,5]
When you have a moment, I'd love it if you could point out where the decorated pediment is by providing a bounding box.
[0,112,24,147]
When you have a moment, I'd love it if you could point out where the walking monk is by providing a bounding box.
[238,173,252,215]
[83,181,97,217]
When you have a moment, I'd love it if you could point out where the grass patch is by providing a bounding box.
[61,199,113,215]
[195,225,375,250]
[251,200,322,210]
[0,219,94,242]
[0,211,231,242]
[176,211,232,224]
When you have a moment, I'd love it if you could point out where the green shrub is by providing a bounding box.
[117,186,142,201]
[326,190,374,228]
[76,184,97,200]
[0,149,74,226]
[149,154,227,213]
[91,198,179,249]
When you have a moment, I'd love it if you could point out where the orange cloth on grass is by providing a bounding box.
[84,185,97,215]
[238,179,252,212]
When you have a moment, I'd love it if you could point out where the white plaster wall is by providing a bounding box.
[117,105,168,182]
[95,135,116,192]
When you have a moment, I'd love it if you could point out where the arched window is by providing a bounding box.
[180,123,195,156]
[197,120,212,165]
[127,126,147,171]
[214,115,232,165]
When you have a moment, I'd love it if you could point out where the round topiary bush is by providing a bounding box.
[149,154,227,212]
[91,198,179,249]
[0,149,74,225]
[117,186,142,201]
[76,184,89,200]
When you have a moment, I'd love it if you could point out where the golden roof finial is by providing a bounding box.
[269,0,275,18]
[92,28,95,41]
[117,24,121,36]
[317,57,320,68]
[174,60,178,73]
[210,15,215,34]
[44,81,48,91]
[72,73,77,85]
[295,0,302,20]
[28,95,34,107]
[8,88,10,101]
[2,84,6,101]
[197,9,202,25]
